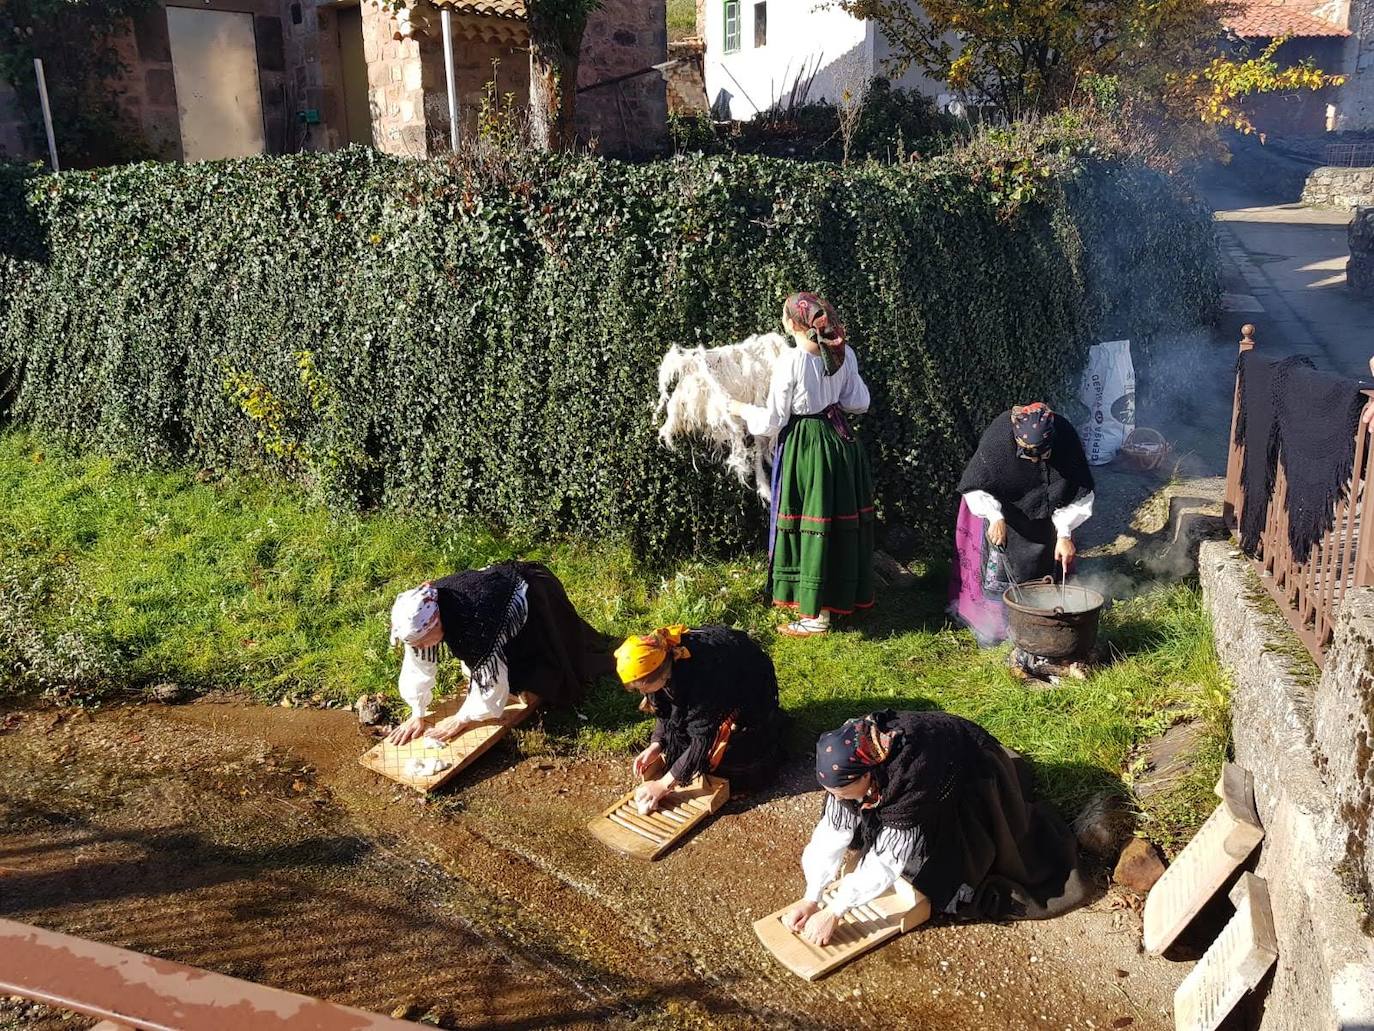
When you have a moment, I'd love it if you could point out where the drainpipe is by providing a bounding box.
[441,7,459,152]
[33,59,59,172]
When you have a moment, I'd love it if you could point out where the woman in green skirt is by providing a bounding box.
[731,292,875,637]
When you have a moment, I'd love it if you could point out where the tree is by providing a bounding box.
[0,0,158,167]
[836,0,1342,156]
[526,0,603,151]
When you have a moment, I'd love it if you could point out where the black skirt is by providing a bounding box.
[505,562,614,709]
[866,741,1091,920]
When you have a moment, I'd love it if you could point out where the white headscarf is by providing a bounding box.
[389,583,441,647]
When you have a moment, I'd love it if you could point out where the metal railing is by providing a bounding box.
[0,918,421,1031]
[1222,324,1374,663]
[1323,141,1374,168]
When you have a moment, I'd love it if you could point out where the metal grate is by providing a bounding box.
[1324,142,1374,167]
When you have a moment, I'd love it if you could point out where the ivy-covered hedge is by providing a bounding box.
[0,129,1217,558]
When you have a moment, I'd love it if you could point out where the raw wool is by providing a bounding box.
[656,332,788,503]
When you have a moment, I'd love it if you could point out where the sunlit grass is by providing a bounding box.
[0,431,1229,830]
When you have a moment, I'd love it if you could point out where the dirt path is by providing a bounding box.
[0,697,1187,1030]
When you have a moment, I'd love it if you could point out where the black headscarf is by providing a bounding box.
[816,716,889,788]
[1010,402,1056,460]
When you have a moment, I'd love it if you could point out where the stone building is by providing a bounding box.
[0,0,666,165]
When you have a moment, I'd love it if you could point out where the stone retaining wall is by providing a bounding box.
[1302,164,1374,208]
[1199,539,1374,1029]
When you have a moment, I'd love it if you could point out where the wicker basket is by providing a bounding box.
[1120,427,1170,471]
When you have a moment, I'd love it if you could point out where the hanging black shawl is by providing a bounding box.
[830,710,1090,920]
[433,563,526,672]
[1275,364,1365,564]
[956,412,1095,582]
[1235,353,1365,562]
[1235,352,1306,555]
[651,625,782,786]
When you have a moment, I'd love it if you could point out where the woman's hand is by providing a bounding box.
[424,714,474,744]
[801,908,839,946]
[781,900,820,934]
[387,715,430,745]
[633,741,663,779]
[727,400,746,417]
[634,775,673,815]
[1054,536,1077,568]
[986,518,1007,548]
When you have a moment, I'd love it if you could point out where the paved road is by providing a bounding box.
[1145,178,1374,479]
[1206,181,1374,378]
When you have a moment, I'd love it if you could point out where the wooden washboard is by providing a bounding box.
[587,776,730,861]
[754,874,931,981]
[359,695,534,794]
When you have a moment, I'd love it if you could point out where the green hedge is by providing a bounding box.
[0,128,1217,558]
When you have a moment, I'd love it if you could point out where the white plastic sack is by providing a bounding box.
[1077,339,1136,466]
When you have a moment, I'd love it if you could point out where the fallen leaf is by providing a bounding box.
[1112,1019,1134,1029]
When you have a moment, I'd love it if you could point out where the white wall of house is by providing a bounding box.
[702,0,945,120]
[703,0,873,119]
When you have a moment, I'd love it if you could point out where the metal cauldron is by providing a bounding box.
[1002,576,1105,660]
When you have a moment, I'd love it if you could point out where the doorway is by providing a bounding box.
[336,5,373,146]
[165,7,267,161]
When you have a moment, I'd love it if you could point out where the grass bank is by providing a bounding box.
[0,432,1229,844]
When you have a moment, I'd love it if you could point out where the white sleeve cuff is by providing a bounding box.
[397,646,437,718]
[1051,491,1095,538]
[740,404,775,439]
[962,490,1003,522]
[454,654,511,723]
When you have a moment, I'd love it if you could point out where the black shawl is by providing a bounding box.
[1276,364,1365,564]
[957,412,1094,581]
[1235,353,1365,562]
[833,710,1089,920]
[433,563,525,671]
[650,625,780,784]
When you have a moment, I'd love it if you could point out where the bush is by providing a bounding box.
[0,121,1217,559]
[670,79,956,162]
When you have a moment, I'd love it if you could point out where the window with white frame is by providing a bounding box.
[723,0,741,53]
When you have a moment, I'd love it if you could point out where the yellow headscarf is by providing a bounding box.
[614,625,691,684]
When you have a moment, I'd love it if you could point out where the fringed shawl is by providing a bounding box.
[433,563,528,686]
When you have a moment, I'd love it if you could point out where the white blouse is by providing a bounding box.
[801,795,920,917]
[739,346,871,439]
[962,489,1095,540]
[396,580,529,723]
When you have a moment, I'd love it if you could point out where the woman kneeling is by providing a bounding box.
[615,625,784,814]
[387,561,612,745]
[785,710,1090,945]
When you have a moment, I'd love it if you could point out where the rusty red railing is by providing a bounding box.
[0,918,421,1031]
[1222,323,1374,663]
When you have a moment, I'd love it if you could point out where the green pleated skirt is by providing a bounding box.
[770,415,876,619]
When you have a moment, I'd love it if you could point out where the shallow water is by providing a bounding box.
[0,697,1184,1030]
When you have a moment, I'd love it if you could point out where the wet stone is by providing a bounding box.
[148,682,192,704]
[1113,837,1166,894]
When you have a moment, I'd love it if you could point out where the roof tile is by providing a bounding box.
[1225,1,1349,37]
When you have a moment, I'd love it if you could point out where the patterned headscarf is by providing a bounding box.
[815,716,890,787]
[783,292,846,376]
[614,625,692,684]
[1011,402,1056,461]
[389,583,441,647]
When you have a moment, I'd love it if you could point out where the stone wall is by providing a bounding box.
[1200,539,1374,1030]
[1350,206,1374,293]
[1313,590,1374,927]
[0,81,34,163]
[665,40,707,115]
[577,0,668,157]
[1302,165,1374,208]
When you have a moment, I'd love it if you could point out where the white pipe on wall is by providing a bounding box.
[33,59,59,172]
[441,8,459,152]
